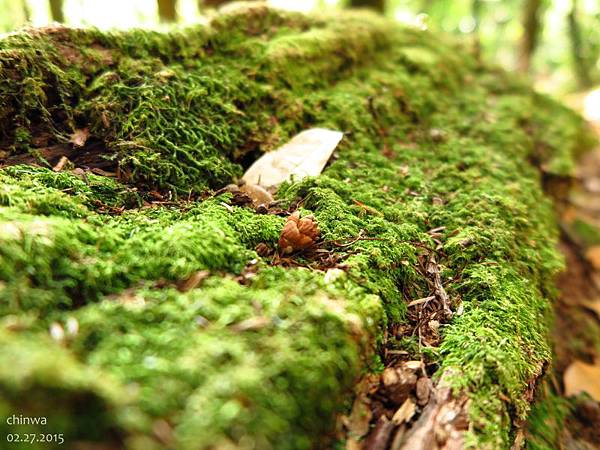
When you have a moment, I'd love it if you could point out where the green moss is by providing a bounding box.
[0,5,596,449]
[525,383,571,450]
[568,217,600,248]
[0,328,132,449]
[0,165,141,215]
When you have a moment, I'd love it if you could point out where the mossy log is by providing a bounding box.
[0,4,595,449]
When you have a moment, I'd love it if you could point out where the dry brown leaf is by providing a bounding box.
[564,360,600,401]
[381,367,417,406]
[90,167,117,177]
[561,205,578,224]
[581,298,600,318]
[242,128,343,188]
[52,155,70,172]
[177,270,210,292]
[391,398,416,425]
[69,128,90,147]
[585,246,600,270]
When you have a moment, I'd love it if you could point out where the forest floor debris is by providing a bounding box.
[526,104,600,449]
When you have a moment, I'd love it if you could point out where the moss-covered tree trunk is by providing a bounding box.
[0,4,594,450]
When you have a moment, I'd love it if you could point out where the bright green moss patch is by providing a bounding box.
[0,4,596,449]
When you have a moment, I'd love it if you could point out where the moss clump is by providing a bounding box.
[0,4,595,449]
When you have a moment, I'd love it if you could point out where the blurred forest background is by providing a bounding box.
[0,0,599,96]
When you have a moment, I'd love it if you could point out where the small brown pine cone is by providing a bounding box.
[278,212,320,255]
[255,242,273,257]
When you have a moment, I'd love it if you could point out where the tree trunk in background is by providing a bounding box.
[199,0,233,8]
[22,0,31,22]
[348,0,385,13]
[158,0,177,23]
[568,0,592,89]
[419,0,433,13]
[49,0,65,23]
[518,0,543,72]
[471,0,482,59]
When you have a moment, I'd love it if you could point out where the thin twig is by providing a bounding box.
[426,254,453,319]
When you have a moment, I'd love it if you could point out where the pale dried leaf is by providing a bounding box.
[407,296,435,308]
[564,360,600,401]
[242,128,343,188]
[347,396,372,439]
[392,398,416,425]
[69,128,90,147]
[404,361,423,371]
[239,183,273,207]
[49,322,65,342]
[230,316,271,332]
[65,317,79,336]
[324,268,346,284]
[110,289,146,309]
[53,155,69,172]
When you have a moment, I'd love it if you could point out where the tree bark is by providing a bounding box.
[348,0,385,13]
[518,0,544,72]
[157,0,177,23]
[49,0,65,23]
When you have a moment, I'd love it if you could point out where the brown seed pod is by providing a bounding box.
[278,211,320,255]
